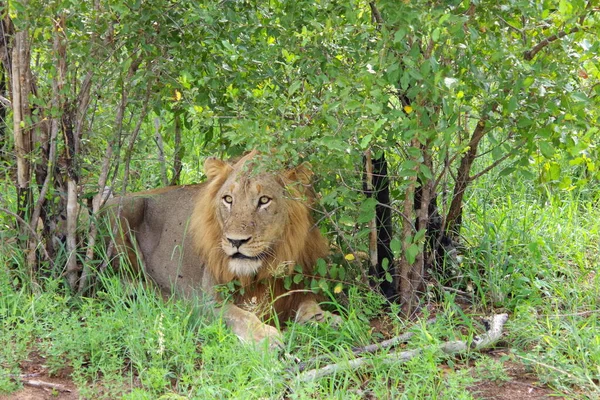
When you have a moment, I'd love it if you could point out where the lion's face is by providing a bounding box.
[193,151,318,281]
[215,171,289,276]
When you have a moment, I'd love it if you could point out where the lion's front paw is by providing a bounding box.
[295,301,342,328]
[306,310,343,328]
[252,323,284,350]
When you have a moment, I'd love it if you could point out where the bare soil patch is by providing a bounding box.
[0,352,78,400]
[468,358,564,400]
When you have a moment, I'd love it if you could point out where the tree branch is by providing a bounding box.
[295,314,508,382]
[523,27,580,61]
[523,1,594,60]
[468,139,527,182]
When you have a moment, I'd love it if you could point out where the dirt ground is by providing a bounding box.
[2,353,567,400]
[467,359,564,400]
[0,352,78,400]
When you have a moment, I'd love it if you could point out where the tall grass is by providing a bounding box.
[1,171,599,398]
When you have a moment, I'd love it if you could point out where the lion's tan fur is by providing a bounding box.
[104,152,332,343]
[189,154,329,321]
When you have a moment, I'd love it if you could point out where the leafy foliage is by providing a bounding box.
[0,0,599,396]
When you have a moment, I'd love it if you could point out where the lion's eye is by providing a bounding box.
[258,196,271,207]
[223,195,233,205]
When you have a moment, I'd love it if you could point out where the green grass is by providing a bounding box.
[1,175,599,398]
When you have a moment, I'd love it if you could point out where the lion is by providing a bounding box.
[103,151,336,346]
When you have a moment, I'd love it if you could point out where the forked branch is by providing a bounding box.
[295,314,508,382]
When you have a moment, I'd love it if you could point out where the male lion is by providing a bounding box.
[103,151,334,346]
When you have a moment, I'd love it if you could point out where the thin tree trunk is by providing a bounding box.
[154,117,168,186]
[170,113,182,186]
[445,103,498,236]
[11,28,32,216]
[363,150,396,300]
[398,138,422,315]
[412,147,432,295]
[364,150,378,275]
[65,179,79,288]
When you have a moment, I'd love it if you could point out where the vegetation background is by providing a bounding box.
[0,0,598,398]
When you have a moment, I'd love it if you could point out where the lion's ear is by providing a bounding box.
[282,162,314,186]
[204,157,232,180]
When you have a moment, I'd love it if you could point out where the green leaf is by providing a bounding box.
[316,258,327,277]
[539,142,555,158]
[393,28,407,43]
[288,80,302,96]
[358,197,378,223]
[431,28,441,42]
[390,238,401,256]
[413,229,426,243]
[406,244,420,265]
[419,164,433,180]
[360,134,373,149]
[507,96,518,114]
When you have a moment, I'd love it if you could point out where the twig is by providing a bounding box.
[295,314,508,382]
[350,317,437,357]
[154,117,169,186]
[293,317,438,373]
[22,379,72,393]
[523,27,580,61]
[317,202,363,274]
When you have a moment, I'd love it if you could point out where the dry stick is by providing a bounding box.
[22,379,71,393]
[294,317,436,373]
[351,317,437,357]
[154,117,169,186]
[295,314,508,382]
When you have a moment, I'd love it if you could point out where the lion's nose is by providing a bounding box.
[228,237,251,249]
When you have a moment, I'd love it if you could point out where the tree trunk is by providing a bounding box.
[363,150,396,301]
[11,27,33,219]
[170,112,183,186]
[445,104,498,237]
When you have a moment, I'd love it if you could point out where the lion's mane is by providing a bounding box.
[189,157,329,321]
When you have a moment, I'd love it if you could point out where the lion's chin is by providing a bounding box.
[228,258,263,276]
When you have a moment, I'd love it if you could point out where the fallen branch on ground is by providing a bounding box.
[22,379,72,393]
[293,318,437,373]
[295,313,508,382]
[351,317,437,357]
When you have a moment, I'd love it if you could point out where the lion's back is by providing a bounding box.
[107,183,209,297]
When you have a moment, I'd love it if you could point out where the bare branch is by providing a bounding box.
[469,139,527,182]
[523,27,580,61]
[22,379,71,393]
[295,314,509,382]
[154,117,169,186]
[369,2,383,27]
